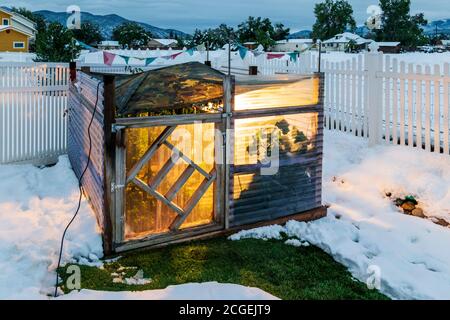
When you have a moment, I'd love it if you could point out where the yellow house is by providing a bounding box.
[0,8,36,52]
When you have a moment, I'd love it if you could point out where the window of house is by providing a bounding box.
[2,18,9,25]
[13,42,25,49]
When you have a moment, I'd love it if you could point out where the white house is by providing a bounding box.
[147,39,178,50]
[271,39,314,52]
[97,41,121,50]
[323,32,373,52]
[441,40,450,49]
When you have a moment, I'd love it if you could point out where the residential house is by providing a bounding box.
[97,40,121,50]
[377,42,401,54]
[323,32,373,52]
[0,8,36,52]
[441,40,450,50]
[271,39,314,52]
[146,39,178,50]
[243,42,258,50]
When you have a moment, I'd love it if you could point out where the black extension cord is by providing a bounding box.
[53,80,103,298]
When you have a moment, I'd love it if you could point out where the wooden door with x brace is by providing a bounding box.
[113,118,226,250]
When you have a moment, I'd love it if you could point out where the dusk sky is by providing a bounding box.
[3,0,448,32]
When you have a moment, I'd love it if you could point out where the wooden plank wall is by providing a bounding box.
[67,71,107,234]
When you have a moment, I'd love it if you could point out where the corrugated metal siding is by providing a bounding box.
[67,72,106,232]
[230,111,323,227]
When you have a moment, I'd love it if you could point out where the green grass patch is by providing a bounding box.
[59,237,388,300]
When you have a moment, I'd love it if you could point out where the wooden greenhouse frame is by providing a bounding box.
[68,62,327,254]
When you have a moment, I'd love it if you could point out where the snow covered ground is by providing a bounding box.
[1,130,450,299]
[59,282,278,300]
[0,156,276,300]
[0,156,103,299]
[232,130,450,300]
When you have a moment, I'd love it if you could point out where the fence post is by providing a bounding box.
[366,46,383,147]
[69,61,77,82]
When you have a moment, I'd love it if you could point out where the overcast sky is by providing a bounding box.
[3,0,448,32]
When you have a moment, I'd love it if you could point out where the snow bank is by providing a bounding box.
[0,52,36,62]
[0,156,103,299]
[59,282,278,300]
[231,130,450,300]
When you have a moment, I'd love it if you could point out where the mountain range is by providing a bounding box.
[34,10,190,39]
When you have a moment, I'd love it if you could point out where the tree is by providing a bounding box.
[237,17,289,49]
[112,22,152,49]
[35,22,80,62]
[73,21,103,46]
[375,0,428,47]
[187,24,236,49]
[273,23,290,41]
[311,0,356,40]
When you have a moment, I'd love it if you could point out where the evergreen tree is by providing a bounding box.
[73,21,103,46]
[35,22,80,62]
[311,0,356,40]
[375,0,428,47]
[112,22,152,49]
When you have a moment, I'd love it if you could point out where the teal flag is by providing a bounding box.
[120,55,130,64]
[145,57,157,66]
[186,48,196,56]
[288,52,298,62]
[238,45,248,60]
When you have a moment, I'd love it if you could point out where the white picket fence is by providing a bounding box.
[0,62,69,164]
[246,51,450,155]
[1,52,449,165]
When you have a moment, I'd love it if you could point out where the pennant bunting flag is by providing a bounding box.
[186,47,196,56]
[252,50,264,57]
[76,40,98,52]
[103,51,116,66]
[238,46,248,60]
[120,55,131,64]
[288,52,298,62]
[145,57,157,66]
[267,53,285,60]
[196,44,206,52]
[161,52,183,60]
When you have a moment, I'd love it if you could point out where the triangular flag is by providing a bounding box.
[145,57,157,66]
[120,55,130,64]
[252,50,264,57]
[76,40,98,52]
[288,52,298,62]
[238,46,248,60]
[267,53,285,60]
[186,48,196,56]
[162,52,183,60]
[196,44,206,52]
[103,51,116,66]
[171,52,183,59]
